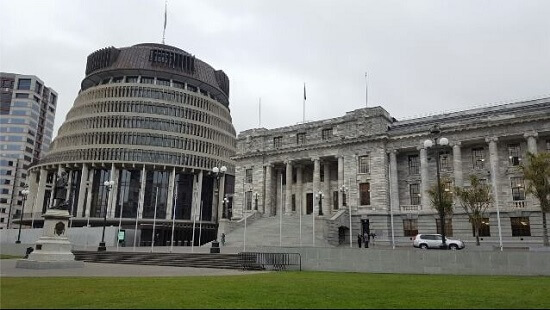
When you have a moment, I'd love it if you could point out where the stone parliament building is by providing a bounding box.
[230,97,549,246]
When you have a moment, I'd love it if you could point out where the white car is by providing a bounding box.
[413,234,465,250]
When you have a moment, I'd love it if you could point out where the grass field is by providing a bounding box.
[0,254,22,259]
[2,272,549,309]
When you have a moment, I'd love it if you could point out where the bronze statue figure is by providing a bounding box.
[51,172,69,210]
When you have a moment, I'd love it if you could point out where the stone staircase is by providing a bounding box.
[72,251,257,270]
[222,214,333,248]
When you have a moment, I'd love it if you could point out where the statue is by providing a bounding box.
[51,172,69,210]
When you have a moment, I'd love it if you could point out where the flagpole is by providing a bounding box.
[279,172,283,247]
[364,72,368,107]
[191,189,197,253]
[151,186,159,253]
[116,185,125,251]
[302,83,306,123]
[170,185,177,253]
[198,200,203,247]
[162,0,167,44]
[258,97,261,127]
[299,196,302,247]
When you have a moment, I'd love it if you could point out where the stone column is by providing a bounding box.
[324,161,331,214]
[137,166,146,219]
[338,156,344,210]
[84,168,94,218]
[486,137,501,211]
[264,164,273,216]
[194,171,204,220]
[419,147,430,210]
[285,161,293,214]
[34,168,47,215]
[524,131,538,154]
[275,168,282,215]
[76,164,89,218]
[108,163,119,218]
[389,150,400,213]
[452,142,463,187]
[312,157,320,215]
[165,167,176,220]
[296,165,303,215]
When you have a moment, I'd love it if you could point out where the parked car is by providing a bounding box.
[413,234,465,250]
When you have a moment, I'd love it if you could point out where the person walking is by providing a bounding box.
[357,234,362,248]
[221,233,226,246]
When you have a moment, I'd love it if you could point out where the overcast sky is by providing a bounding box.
[1,0,549,137]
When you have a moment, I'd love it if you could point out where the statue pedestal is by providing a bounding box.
[16,209,84,269]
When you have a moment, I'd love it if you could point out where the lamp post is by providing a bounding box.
[15,187,30,244]
[98,180,114,252]
[423,124,449,249]
[340,184,352,248]
[316,191,324,216]
[212,166,227,219]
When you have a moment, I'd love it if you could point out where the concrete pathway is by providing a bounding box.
[0,259,267,278]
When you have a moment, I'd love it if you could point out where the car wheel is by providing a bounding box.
[449,244,458,250]
[420,244,428,250]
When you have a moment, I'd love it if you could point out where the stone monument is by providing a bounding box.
[16,172,84,269]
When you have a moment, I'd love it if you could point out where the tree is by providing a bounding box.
[520,152,550,247]
[427,177,454,241]
[454,175,493,246]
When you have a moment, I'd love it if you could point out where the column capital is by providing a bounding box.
[263,163,273,168]
[451,141,462,147]
[284,160,293,165]
[485,137,498,143]
[387,149,399,155]
[311,157,320,162]
[523,131,538,139]
[417,145,425,151]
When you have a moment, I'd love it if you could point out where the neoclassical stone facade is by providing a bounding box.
[22,43,236,246]
[232,97,550,246]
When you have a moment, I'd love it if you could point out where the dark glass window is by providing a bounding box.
[245,191,252,210]
[410,183,420,205]
[358,155,370,174]
[403,219,418,237]
[472,147,485,169]
[359,182,370,205]
[141,77,154,84]
[115,169,141,218]
[143,170,169,219]
[408,155,419,174]
[245,169,253,183]
[273,136,282,148]
[296,133,305,145]
[17,79,31,90]
[511,217,531,236]
[439,150,451,171]
[157,79,170,86]
[35,82,42,94]
[112,77,123,83]
[510,177,525,201]
[126,76,138,83]
[322,128,333,140]
[173,81,184,89]
[15,93,28,98]
[90,169,111,217]
[508,144,521,166]
[472,218,490,237]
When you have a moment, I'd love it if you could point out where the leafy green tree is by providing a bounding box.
[520,152,550,247]
[454,175,493,246]
[427,177,454,242]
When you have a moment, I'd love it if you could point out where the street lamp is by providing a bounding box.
[98,180,114,252]
[423,124,449,249]
[340,184,352,248]
[316,191,324,216]
[212,166,227,219]
[15,187,30,244]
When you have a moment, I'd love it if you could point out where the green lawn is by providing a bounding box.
[1,272,549,309]
[0,254,22,259]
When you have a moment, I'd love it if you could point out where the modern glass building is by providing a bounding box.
[0,72,57,229]
[23,43,236,246]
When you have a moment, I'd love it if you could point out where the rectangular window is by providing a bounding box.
[508,144,521,166]
[358,155,370,174]
[511,217,531,236]
[157,79,170,86]
[245,191,252,210]
[292,194,296,211]
[112,77,123,83]
[403,219,418,237]
[359,182,370,205]
[410,183,420,205]
[15,93,28,99]
[439,150,451,171]
[408,155,419,174]
[17,79,31,90]
[472,147,485,169]
[321,128,333,140]
[296,133,305,145]
[510,177,525,201]
[472,218,491,237]
[273,136,282,148]
[173,81,184,89]
[436,219,453,236]
[245,168,253,183]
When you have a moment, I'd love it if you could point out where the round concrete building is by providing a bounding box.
[24,43,236,247]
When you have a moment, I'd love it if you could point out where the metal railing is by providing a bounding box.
[238,252,301,271]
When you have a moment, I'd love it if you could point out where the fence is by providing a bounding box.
[239,252,301,271]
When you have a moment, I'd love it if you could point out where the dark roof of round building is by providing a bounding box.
[82,43,230,106]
